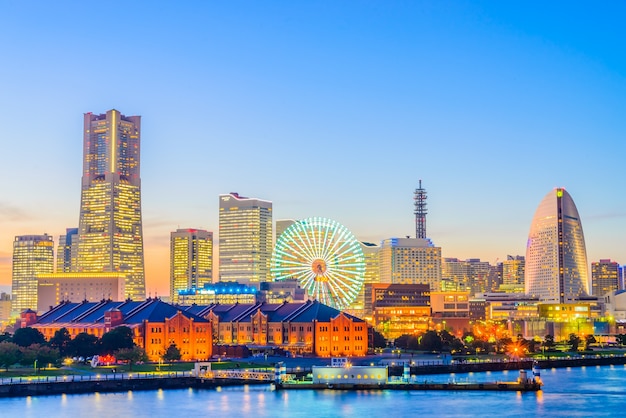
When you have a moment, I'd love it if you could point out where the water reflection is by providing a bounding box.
[2,366,626,418]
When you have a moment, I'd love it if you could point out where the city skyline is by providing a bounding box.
[1,2,625,296]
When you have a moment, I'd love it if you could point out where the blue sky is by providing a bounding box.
[1,1,625,295]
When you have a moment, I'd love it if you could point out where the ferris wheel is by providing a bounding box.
[271,217,365,311]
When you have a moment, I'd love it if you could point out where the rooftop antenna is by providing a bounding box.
[414,180,428,239]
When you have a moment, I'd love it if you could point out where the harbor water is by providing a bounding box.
[1,365,625,417]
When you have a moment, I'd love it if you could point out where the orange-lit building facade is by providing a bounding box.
[186,300,368,357]
[27,299,212,362]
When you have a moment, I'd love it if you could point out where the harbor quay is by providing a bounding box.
[1,353,626,398]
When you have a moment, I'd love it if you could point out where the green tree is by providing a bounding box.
[68,332,99,359]
[100,326,135,355]
[20,344,60,370]
[0,342,21,371]
[568,333,581,352]
[115,346,147,371]
[49,328,72,357]
[12,327,46,347]
[162,343,181,362]
[0,332,12,343]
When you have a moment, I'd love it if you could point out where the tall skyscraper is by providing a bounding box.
[219,192,272,285]
[591,259,620,296]
[379,237,442,290]
[525,188,589,303]
[56,227,78,272]
[170,228,214,304]
[75,110,146,301]
[11,234,54,315]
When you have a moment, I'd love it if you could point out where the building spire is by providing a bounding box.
[414,180,428,239]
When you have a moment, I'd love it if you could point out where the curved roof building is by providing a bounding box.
[525,188,589,303]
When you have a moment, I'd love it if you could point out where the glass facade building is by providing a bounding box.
[11,234,54,315]
[75,110,145,301]
[56,227,78,273]
[219,192,273,285]
[170,228,213,304]
[525,188,589,303]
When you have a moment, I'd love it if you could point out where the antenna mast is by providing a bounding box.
[414,180,428,239]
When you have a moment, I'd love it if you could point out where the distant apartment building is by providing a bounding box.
[11,234,54,316]
[0,292,11,325]
[56,228,78,273]
[591,259,621,296]
[501,255,525,291]
[379,238,441,290]
[219,192,273,285]
[442,258,495,295]
[170,228,213,304]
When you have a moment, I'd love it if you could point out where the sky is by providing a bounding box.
[1,1,625,297]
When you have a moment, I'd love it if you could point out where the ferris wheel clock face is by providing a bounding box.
[271,217,365,311]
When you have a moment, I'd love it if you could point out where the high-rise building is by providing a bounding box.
[219,192,272,285]
[11,234,54,315]
[502,255,525,288]
[75,110,145,301]
[275,219,296,243]
[379,237,442,290]
[525,188,589,303]
[591,259,620,296]
[170,228,213,304]
[56,227,78,272]
[349,241,381,314]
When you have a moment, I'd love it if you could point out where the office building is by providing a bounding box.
[75,110,146,301]
[56,227,78,273]
[525,188,589,303]
[37,272,125,313]
[502,255,525,292]
[379,238,442,290]
[11,234,54,315]
[349,242,380,315]
[219,192,272,285]
[591,259,621,296]
[170,228,213,304]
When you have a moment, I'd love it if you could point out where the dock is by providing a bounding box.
[277,380,542,392]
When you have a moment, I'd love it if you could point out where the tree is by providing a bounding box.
[100,326,135,355]
[0,332,12,343]
[0,342,21,371]
[116,346,147,371]
[419,331,443,352]
[543,335,555,351]
[68,332,99,359]
[19,344,60,370]
[568,333,581,352]
[162,343,181,362]
[49,328,72,357]
[584,335,596,351]
[371,329,387,349]
[12,327,46,347]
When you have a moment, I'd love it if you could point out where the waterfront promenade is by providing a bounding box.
[1,352,626,398]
